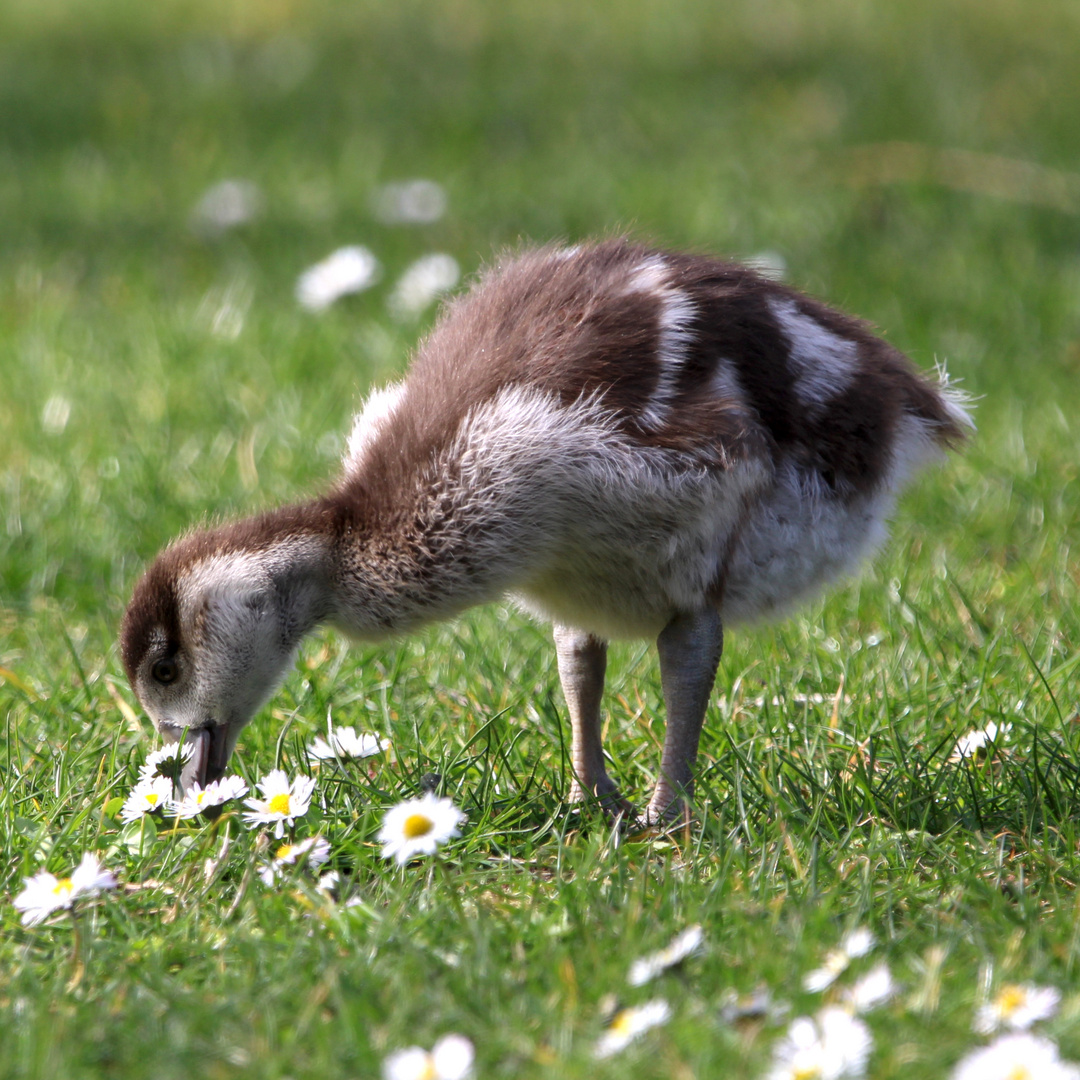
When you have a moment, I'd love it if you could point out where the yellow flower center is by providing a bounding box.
[996,985,1027,1016]
[417,1058,438,1080]
[793,1069,823,1080]
[52,877,74,898]
[276,844,297,861]
[146,792,160,807]
[268,793,292,815]
[1005,1068,1030,1080]
[403,813,434,839]
[611,1010,633,1034]
[824,950,848,974]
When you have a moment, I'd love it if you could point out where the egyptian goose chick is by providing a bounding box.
[121,239,972,825]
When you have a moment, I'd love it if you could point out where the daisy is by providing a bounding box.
[842,963,898,1014]
[974,983,1061,1035]
[382,1034,474,1080]
[594,999,672,1059]
[172,775,249,820]
[189,178,263,236]
[258,836,331,886]
[13,853,118,926]
[378,793,465,865]
[243,770,316,838]
[387,254,460,320]
[952,1033,1080,1080]
[120,775,175,822]
[804,929,876,993]
[372,179,447,225]
[309,725,389,761]
[952,721,1012,762]
[841,929,875,958]
[628,924,704,986]
[139,742,194,781]
[296,246,379,311]
[768,1006,873,1080]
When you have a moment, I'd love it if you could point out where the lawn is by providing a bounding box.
[2,1,1080,1077]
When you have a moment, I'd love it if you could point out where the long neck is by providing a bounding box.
[219,500,498,647]
[285,478,541,640]
[321,518,528,641]
[265,533,338,646]
[193,505,343,651]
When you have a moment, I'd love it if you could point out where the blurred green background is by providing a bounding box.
[2,0,1078,626]
[3,4,1080,1078]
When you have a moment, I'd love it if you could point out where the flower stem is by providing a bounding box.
[437,856,465,920]
[65,906,85,992]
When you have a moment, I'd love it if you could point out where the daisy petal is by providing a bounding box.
[377,794,464,865]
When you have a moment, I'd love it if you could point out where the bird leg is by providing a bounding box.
[553,624,633,818]
[644,608,723,827]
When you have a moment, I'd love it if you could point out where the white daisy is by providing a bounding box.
[594,999,672,1059]
[382,1034,474,1080]
[841,963,898,1014]
[258,836,331,886]
[974,983,1062,1035]
[952,1033,1080,1080]
[309,725,389,761]
[953,721,1012,761]
[805,954,850,994]
[296,246,379,311]
[768,1006,873,1080]
[120,775,175,822]
[804,929,876,992]
[13,853,118,926]
[372,179,447,225]
[171,775,249,820]
[242,770,316,837]
[378,794,465,865]
[387,254,460,320]
[628,924,704,986]
[842,929,875,959]
[139,742,194,781]
[189,179,263,236]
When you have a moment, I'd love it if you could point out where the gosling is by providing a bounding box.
[121,239,972,825]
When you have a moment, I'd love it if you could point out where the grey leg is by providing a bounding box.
[553,624,630,815]
[644,608,723,826]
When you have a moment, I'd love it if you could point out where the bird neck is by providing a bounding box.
[321,522,512,640]
[195,504,343,650]
[266,535,337,647]
[211,499,467,645]
[287,483,527,640]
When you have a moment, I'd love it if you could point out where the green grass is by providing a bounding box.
[2,0,1080,1076]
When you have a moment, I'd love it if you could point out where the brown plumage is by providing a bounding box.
[122,239,971,824]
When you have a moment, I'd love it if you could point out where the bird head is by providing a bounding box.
[120,534,318,793]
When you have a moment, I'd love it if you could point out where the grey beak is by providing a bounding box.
[178,725,234,795]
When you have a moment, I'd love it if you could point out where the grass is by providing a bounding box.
[2,0,1080,1076]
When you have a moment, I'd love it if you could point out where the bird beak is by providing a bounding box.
[178,724,235,795]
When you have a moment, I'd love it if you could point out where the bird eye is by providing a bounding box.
[151,658,179,685]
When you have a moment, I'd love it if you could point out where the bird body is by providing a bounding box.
[121,240,971,823]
